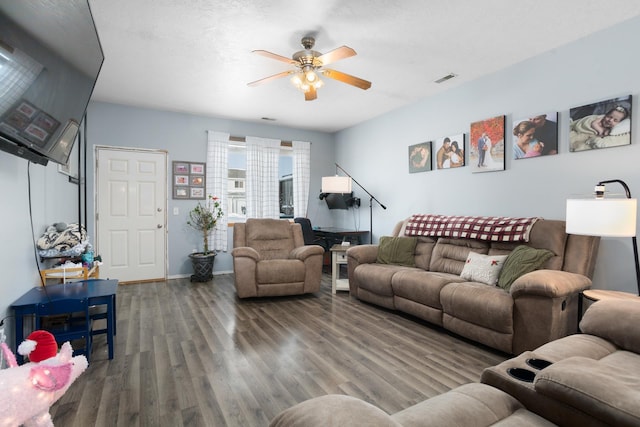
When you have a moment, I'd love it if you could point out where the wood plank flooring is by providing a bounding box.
[51,273,507,426]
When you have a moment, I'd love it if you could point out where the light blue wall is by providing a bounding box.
[3,15,640,349]
[84,102,337,277]
[334,15,640,294]
[0,149,81,348]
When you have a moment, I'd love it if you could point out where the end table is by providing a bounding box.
[330,244,350,294]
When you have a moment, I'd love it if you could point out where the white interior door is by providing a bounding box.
[96,147,167,282]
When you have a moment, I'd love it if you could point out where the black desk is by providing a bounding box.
[11,279,118,363]
[314,227,369,246]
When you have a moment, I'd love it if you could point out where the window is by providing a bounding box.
[227,143,293,220]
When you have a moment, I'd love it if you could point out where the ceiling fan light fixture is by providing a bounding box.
[250,35,370,101]
[291,73,303,87]
[291,70,322,94]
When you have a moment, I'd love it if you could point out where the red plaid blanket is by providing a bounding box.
[404,214,540,242]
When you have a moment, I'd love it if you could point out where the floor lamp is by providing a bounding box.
[566,179,640,295]
[322,163,386,244]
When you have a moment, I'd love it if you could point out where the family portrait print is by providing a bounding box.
[513,112,558,160]
[408,142,432,173]
[569,95,632,152]
[435,133,465,169]
[470,115,505,173]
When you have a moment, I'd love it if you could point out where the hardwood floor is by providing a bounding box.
[51,273,507,426]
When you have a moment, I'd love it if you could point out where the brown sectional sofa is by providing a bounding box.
[269,298,640,427]
[347,218,600,354]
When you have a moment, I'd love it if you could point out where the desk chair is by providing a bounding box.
[35,297,92,359]
[294,217,328,250]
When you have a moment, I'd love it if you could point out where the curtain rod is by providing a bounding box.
[205,132,296,146]
[229,136,292,146]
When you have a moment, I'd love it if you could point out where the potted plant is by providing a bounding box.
[187,195,223,282]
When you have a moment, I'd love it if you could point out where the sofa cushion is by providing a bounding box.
[391,270,462,309]
[460,252,508,286]
[413,236,437,270]
[429,238,489,275]
[354,264,407,297]
[441,282,513,333]
[376,236,417,267]
[392,383,555,427]
[535,355,640,427]
[246,218,296,260]
[269,394,400,427]
[580,299,640,353]
[256,259,306,284]
[498,245,554,291]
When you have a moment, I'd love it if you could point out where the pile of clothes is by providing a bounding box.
[37,222,88,258]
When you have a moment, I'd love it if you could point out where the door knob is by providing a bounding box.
[157,224,163,229]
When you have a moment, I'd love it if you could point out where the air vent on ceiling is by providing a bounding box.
[434,73,457,84]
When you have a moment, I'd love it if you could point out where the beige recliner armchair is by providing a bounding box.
[232,218,325,298]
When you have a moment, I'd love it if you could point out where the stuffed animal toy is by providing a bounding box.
[0,331,88,427]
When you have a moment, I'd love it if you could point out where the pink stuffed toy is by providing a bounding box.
[0,331,88,427]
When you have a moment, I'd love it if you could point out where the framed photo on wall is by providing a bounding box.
[470,115,505,173]
[435,133,465,169]
[513,112,558,159]
[408,142,432,173]
[172,161,206,199]
[569,95,632,152]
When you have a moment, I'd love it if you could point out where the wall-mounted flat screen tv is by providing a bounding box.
[0,0,103,166]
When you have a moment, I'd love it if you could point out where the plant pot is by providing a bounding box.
[189,252,216,282]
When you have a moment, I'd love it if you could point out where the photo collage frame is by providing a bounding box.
[172,161,206,199]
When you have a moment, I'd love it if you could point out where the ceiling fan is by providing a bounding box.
[248,36,371,101]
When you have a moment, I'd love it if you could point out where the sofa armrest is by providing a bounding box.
[290,245,325,260]
[346,245,379,297]
[535,356,640,427]
[346,244,379,264]
[231,246,260,261]
[510,270,592,299]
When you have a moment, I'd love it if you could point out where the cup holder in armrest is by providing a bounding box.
[507,367,536,382]
[526,358,553,370]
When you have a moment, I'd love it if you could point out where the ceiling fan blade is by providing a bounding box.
[247,70,294,87]
[252,50,297,65]
[322,69,371,90]
[317,46,356,66]
[305,86,317,101]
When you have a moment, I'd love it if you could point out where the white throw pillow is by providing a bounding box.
[460,252,508,286]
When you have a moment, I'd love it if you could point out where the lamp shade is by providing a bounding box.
[322,176,352,193]
[566,198,637,237]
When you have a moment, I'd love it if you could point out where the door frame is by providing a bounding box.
[94,145,168,282]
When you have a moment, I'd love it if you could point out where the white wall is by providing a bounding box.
[334,15,640,294]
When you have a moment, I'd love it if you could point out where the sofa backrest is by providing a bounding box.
[393,218,600,278]
[234,219,303,260]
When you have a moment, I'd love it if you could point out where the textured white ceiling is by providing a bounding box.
[87,0,640,132]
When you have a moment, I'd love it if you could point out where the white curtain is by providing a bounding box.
[0,46,43,116]
[206,131,230,251]
[292,140,311,218]
[245,136,280,218]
